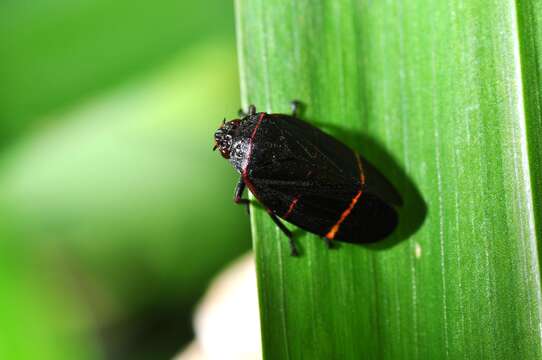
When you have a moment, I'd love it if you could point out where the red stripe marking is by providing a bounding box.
[250,112,266,140]
[283,196,299,219]
[283,169,312,219]
[325,152,366,240]
[242,112,266,176]
[243,176,257,200]
[325,190,362,240]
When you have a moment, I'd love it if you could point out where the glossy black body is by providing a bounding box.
[219,108,401,244]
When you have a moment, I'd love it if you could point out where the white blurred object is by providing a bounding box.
[176,253,261,360]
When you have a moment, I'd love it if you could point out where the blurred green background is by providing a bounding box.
[0,1,249,359]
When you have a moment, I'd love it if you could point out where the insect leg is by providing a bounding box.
[239,105,257,117]
[290,100,301,118]
[266,210,299,256]
[322,236,334,249]
[234,178,250,214]
[248,104,257,116]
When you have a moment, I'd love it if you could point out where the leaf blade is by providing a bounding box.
[236,0,542,358]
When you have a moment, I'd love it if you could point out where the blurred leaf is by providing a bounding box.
[0,0,235,145]
[0,235,101,360]
[0,41,247,359]
[236,0,542,358]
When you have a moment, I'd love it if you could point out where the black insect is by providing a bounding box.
[214,101,401,256]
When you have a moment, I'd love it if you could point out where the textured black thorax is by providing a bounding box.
[229,112,292,176]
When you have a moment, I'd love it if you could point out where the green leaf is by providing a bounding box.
[235,0,542,358]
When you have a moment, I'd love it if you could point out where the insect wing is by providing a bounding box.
[246,114,398,242]
[246,115,358,240]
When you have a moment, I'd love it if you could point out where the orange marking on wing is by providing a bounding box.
[283,196,299,219]
[355,152,365,185]
[325,153,365,240]
[325,190,362,240]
